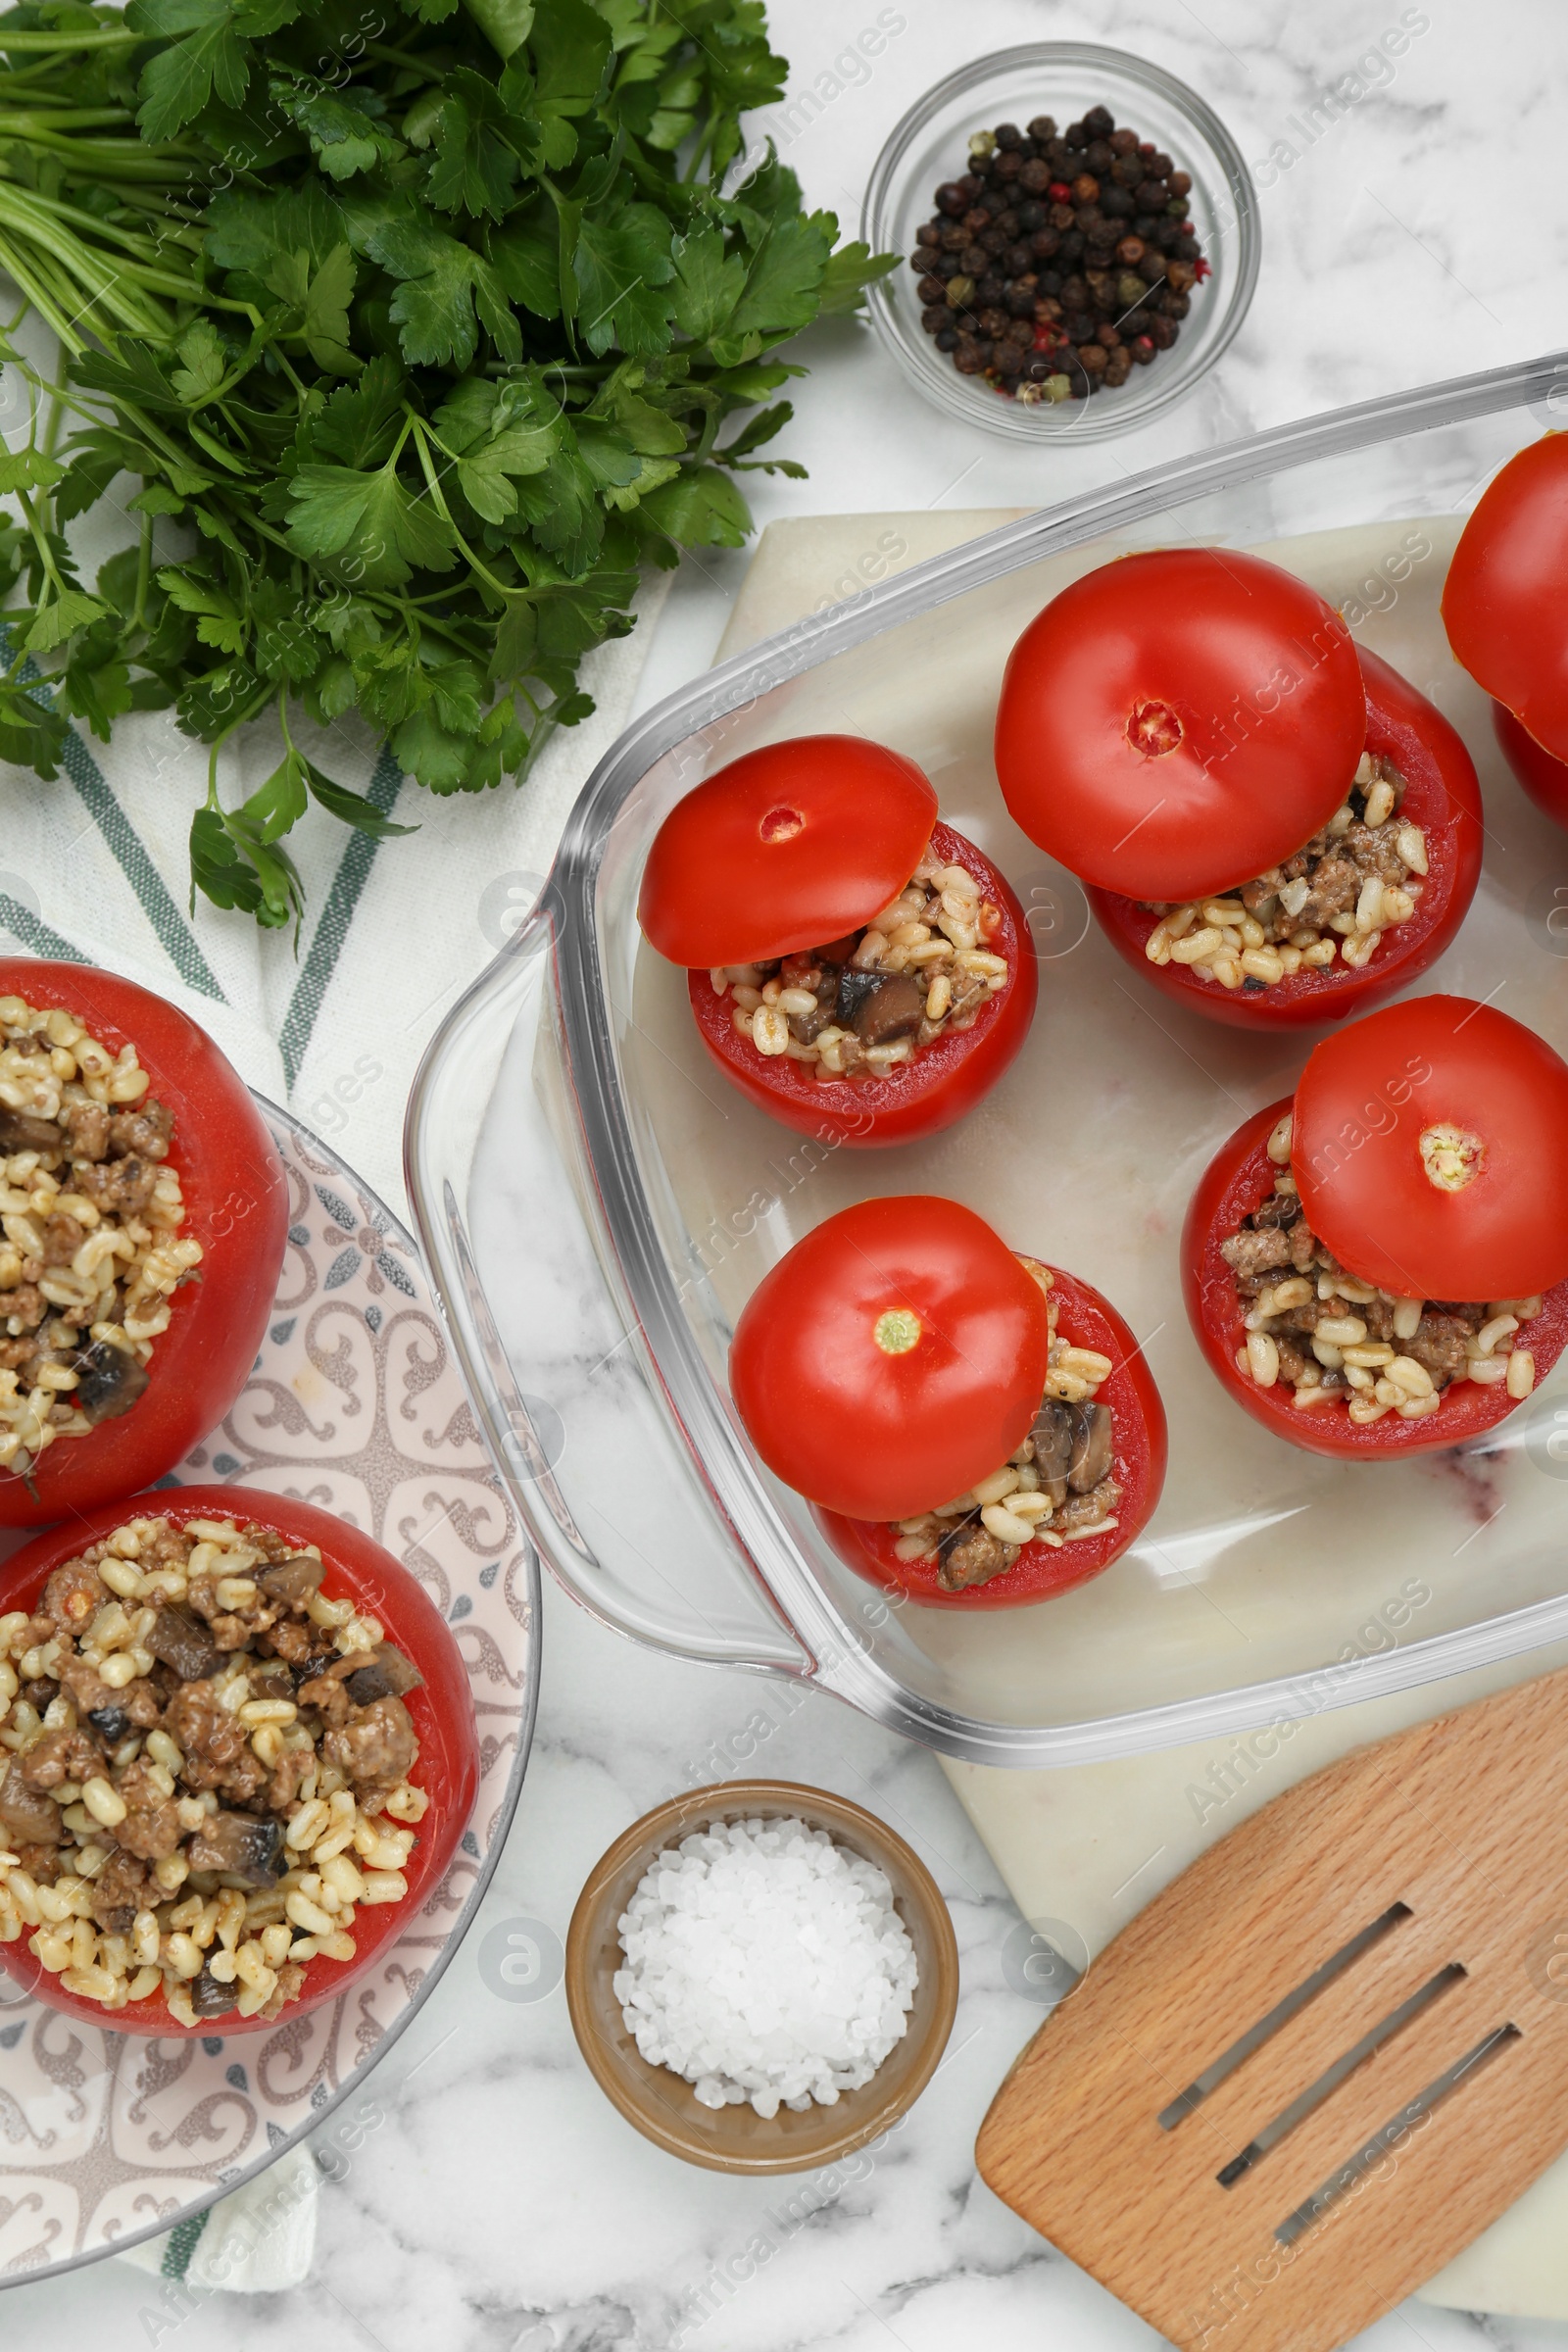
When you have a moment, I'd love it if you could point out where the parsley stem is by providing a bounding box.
[131,511,153,636]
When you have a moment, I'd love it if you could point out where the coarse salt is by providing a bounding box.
[612,1816,919,2119]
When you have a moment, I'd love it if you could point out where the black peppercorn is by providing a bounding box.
[1005,244,1032,275]
[953,337,986,373]
[1173,232,1200,260]
[1018,158,1051,193]
[995,122,1022,147]
[977,272,1006,304]
[1005,283,1035,317]
[1063,120,1087,147]
[1147,314,1176,349]
[1030,230,1060,265]
[1101,185,1134,220]
[1151,152,1173,178]
[959,244,988,274]
[1083,104,1114,138]
[1161,289,1191,319]
[1086,140,1114,175]
[1113,155,1144,187]
[935,326,958,352]
[977,305,1010,336]
[979,223,1008,255]
[1168,170,1192,196]
[1109,127,1139,157]
[1057,229,1086,262]
[920,304,948,333]
[961,206,991,233]
[936,182,966,216]
[917,275,946,305]
[1017,200,1045,230]
[916,221,941,247]
[1036,268,1063,294]
[1136,179,1167,211]
[1027,115,1056,141]
[1064,310,1096,343]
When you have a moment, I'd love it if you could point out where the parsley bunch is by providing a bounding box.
[0,0,893,926]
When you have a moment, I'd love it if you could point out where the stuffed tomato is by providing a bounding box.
[639,738,1035,1147]
[0,1487,478,2035]
[1444,431,1568,768]
[995,553,1481,1028]
[1493,697,1568,828]
[0,962,287,1524]
[730,1196,1165,1608]
[1182,997,1568,1459]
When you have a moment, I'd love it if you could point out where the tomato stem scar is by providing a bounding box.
[759,805,804,843]
[873,1307,922,1354]
[1419,1122,1485,1191]
[1126,699,1184,758]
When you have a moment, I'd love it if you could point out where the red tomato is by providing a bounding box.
[0,1486,479,2036]
[1184,1102,1568,1460]
[687,821,1036,1149]
[994,549,1365,900]
[817,1264,1167,1608]
[0,963,287,1529]
[1085,647,1485,1030]
[730,1197,1053,1521]
[1444,434,1568,763]
[1293,996,1568,1299]
[638,736,937,966]
[1493,697,1568,827]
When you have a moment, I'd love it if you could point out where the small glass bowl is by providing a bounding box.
[861,42,1259,443]
[564,1781,959,2174]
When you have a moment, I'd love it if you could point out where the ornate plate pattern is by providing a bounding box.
[0,1102,538,2284]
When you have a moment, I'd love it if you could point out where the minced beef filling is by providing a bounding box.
[1226,1133,1540,1426]
[888,1258,1122,1592]
[709,840,1010,1083]
[0,1515,428,2025]
[1143,753,1428,993]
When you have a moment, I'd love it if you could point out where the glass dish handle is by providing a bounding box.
[405,906,809,1675]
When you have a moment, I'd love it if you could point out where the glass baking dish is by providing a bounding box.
[407,352,1568,1769]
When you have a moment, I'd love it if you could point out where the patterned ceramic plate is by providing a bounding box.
[0,1102,538,2284]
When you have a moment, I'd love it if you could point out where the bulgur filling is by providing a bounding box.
[0,993,203,1480]
[709,840,1011,1082]
[889,1259,1122,1592]
[1143,753,1429,992]
[0,1515,428,2025]
[1227,1114,1541,1425]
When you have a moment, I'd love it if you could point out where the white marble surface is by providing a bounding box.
[11,0,1568,2344]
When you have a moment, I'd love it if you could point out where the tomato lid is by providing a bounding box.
[1444,435,1568,763]
[729,1196,1054,1522]
[994,549,1366,900]
[1293,996,1568,1300]
[638,736,938,966]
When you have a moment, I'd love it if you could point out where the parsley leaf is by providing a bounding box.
[285,460,460,588]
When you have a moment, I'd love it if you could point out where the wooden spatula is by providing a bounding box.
[976,1665,1568,2352]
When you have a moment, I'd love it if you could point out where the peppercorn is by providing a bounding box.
[922,104,1207,402]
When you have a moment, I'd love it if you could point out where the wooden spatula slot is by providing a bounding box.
[976,1665,1568,2352]
[1160,1903,1412,2132]
[1217,1961,1465,2189]
[1277,2022,1520,2248]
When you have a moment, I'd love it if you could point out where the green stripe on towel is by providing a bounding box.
[0,895,91,963]
[278,742,405,1089]
[160,2209,210,2278]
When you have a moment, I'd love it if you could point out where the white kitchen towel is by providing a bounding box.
[0,569,669,1215]
[116,2145,318,2294]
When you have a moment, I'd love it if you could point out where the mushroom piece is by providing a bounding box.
[144,1600,222,1683]
[344,1643,423,1708]
[70,1340,150,1425]
[1066,1400,1114,1494]
[86,1704,131,1746]
[0,1107,63,1152]
[186,1810,286,1888]
[837,969,927,1047]
[258,1553,325,1604]
[1027,1401,1074,1508]
[190,1965,238,2019]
